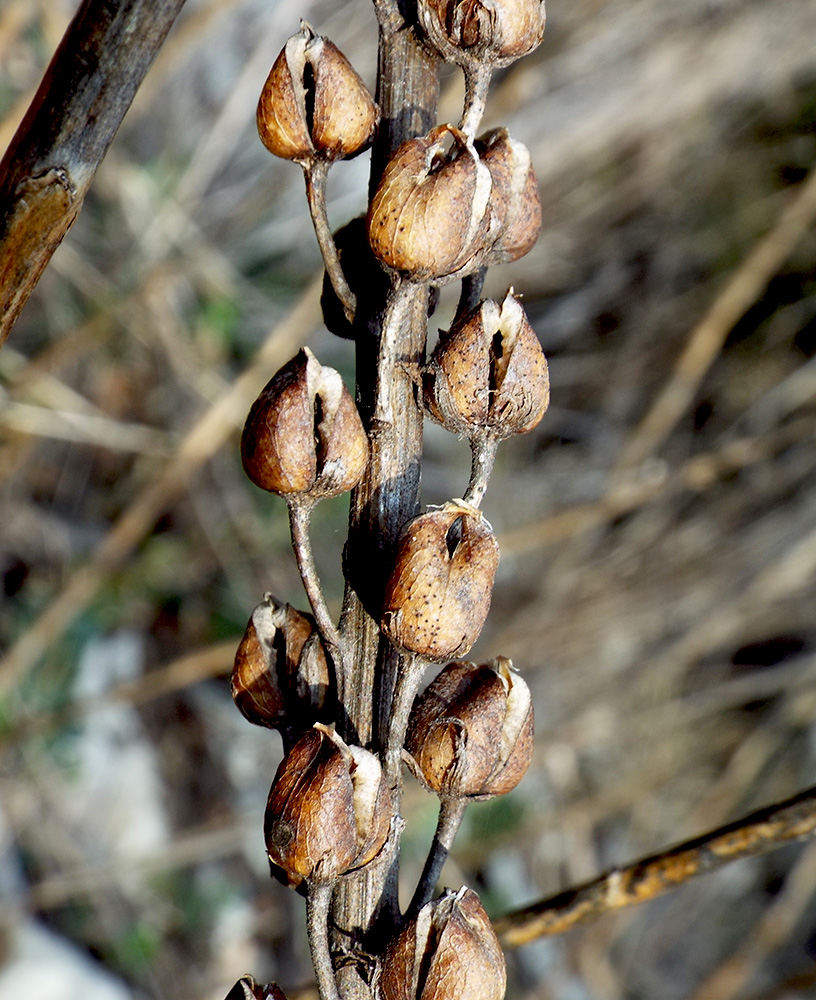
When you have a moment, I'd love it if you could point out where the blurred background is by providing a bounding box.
[1,0,816,997]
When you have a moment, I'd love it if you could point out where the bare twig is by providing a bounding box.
[0,0,187,346]
[494,785,816,948]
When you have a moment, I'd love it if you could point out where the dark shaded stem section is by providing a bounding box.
[307,882,342,1000]
[494,784,816,948]
[0,0,187,347]
[409,798,468,916]
[304,160,356,324]
[455,267,487,323]
[289,500,342,655]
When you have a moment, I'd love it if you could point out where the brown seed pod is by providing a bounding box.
[418,0,547,68]
[264,724,392,884]
[367,124,493,282]
[224,977,288,1000]
[475,128,541,264]
[380,887,506,1000]
[231,594,332,731]
[241,347,369,500]
[257,21,379,164]
[423,290,549,439]
[406,657,534,799]
[381,501,499,661]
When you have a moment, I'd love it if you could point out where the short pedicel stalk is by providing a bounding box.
[287,499,342,654]
[304,160,357,323]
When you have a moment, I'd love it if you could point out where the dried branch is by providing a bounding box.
[612,163,816,475]
[0,0,187,346]
[494,784,816,948]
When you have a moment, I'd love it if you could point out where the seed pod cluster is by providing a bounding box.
[367,124,494,283]
[406,657,534,799]
[380,887,506,1000]
[264,724,392,885]
[381,501,499,661]
[257,21,379,164]
[231,594,332,732]
[367,125,540,283]
[418,0,547,69]
[424,290,549,440]
[241,347,368,501]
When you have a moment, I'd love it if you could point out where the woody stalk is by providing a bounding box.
[227,3,549,999]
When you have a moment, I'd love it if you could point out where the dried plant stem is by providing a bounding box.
[463,433,499,508]
[493,784,816,948]
[332,13,439,967]
[409,798,468,916]
[459,64,492,138]
[288,500,342,655]
[307,882,342,1000]
[304,159,356,324]
[373,279,414,424]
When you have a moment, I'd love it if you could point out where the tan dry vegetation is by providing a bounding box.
[1,0,816,999]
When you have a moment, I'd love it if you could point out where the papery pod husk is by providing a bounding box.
[241,347,369,499]
[224,976,288,1000]
[231,594,332,730]
[418,0,547,67]
[379,887,506,1000]
[423,291,549,439]
[257,21,379,163]
[381,501,499,661]
[367,124,493,282]
[264,724,391,884]
[406,657,534,799]
[475,129,541,264]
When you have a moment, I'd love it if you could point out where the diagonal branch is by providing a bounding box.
[494,784,816,948]
[0,0,187,347]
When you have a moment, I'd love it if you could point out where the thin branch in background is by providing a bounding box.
[494,784,816,948]
[612,163,816,477]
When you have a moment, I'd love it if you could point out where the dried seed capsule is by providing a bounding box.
[224,977,287,1000]
[423,291,549,439]
[241,347,369,500]
[418,0,546,68]
[367,124,493,282]
[231,594,332,731]
[475,129,541,264]
[406,657,533,799]
[264,723,391,883]
[257,21,379,164]
[381,501,499,661]
[380,887,506,1000]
